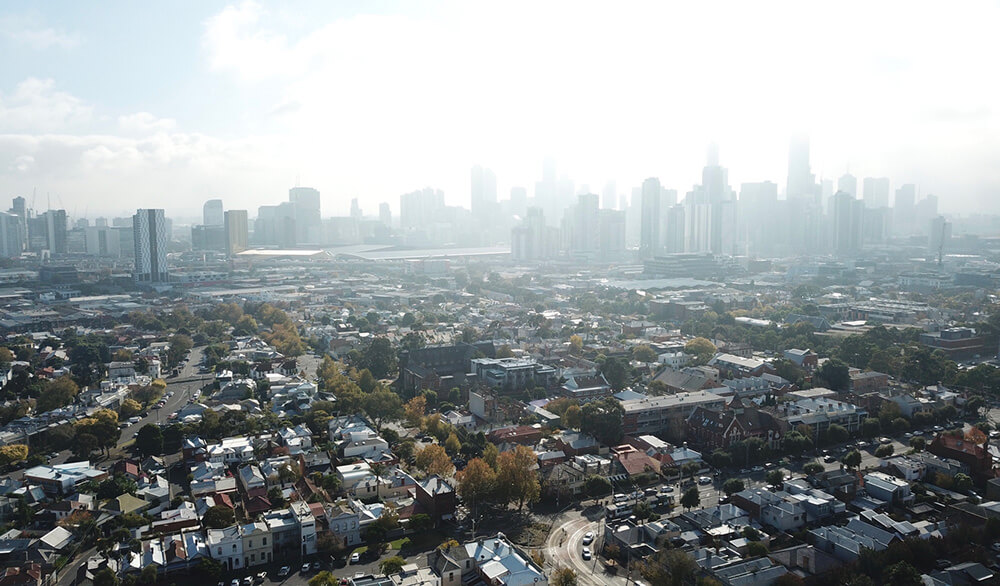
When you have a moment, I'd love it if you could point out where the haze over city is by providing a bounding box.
[2,0,999,217]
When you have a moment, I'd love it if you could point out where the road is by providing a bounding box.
[544,513,630,586]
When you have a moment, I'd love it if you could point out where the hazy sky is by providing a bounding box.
[1,1,998,219]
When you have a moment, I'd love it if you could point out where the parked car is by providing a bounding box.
[312,562,321,571]
[242,576,253,586]
[277,567,290,578]
[582,532,594,545]
[350,552,360,564]
[698,476,712,485]
[582,547,592,560]
[301,564,310,574]
[256,572,267,582]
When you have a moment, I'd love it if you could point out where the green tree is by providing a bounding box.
[363,387,403,431]
[36,376,79,413]
[874,444,894,458]
[379,556,406,576]
[585,475,612,498]
[765,470,785,486]
[167,334,194,367]
[816,359,850,392]
[680,486,700,510]
[580,397,624,446]
[861,418,881,439]
[0,444,29,467]
[361,337,397,379]
[803,461,824,476]
[563,404,582,429]
[884,561,922,586]
[139,565,157,585]
[723,478,745,496]
[683,337,717,365]
[494,445,540,510]
[842,449,862,469]
[93,568,119,586]
[600,357,630,391]
[135,424,163,457]
[825,424,849,445]
[746,541,769,557]
[953,473,973,493]
[202,505,235,529]
[632,345,658,363]
[308,571,337,586]
[96,475,137,499]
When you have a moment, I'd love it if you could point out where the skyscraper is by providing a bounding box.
[569,193,599,255]
[289,187,321,244]
[471,165,497,218]
[893,184,917,236]
[928,215,952,260]
[862,177,890,209]
[639,177,662,258]
[831,191,864,255]
[837,173,857,198]
[224,210,249,256]
[0,212,22,258]
[133,208,168,283]
[379,203,392,226]
[602,181,617,210]
[203,199,224,226]
[786,135,817,202]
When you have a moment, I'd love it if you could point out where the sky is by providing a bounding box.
[0,0,998,220]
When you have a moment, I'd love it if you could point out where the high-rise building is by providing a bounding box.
[289,187,321,244]
[893,184,917,236]
[191,225,225,251]
[28,210,67,255]
[133,208,169,283]
[602,181,617,210]
[568,193,599,255]
[664,205,686,253]
[786,135,817,202]
[509,187,527,218]
[224,210,249,256]
[831,191,864,255]
[862,177,890,209]
[685,147,736,253]
[400,188,444,230]
[512,207,557,260]
[471,165,497,218]
[85,225,121,257]
[0,212,22,258]
[837,173,857,198]
[639,177,662,258]
[739,181,778,256]
[350,198,362,219]
[203,199,224,226]
[379,203,392,226]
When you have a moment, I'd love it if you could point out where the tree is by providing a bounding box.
[364,387,403,431]
[803,461,824,476]
[552,567,577,586]
[815,359,850,392]
[585,475,612,498]
[202,505,235,529]
[861,418,881,439]
[495,445,540,510]
[953,473,973,493]
[361,337,397,379]
[600,357,630,391]
[580,398,624,446]
[874,444,894,458]
[842,449,862,469]
[119,399,143,419]
[680,486,700,510]
[357,369,377,393]
[308,572,336,586]
[457,458,496,511]
[746,541,769,557]
[783,431,812,455]
[195,557,222,580]
[444,433,461,456]
[139,565,158,585]
[723,478,745,496]
[96,475,137,499]
[563,404,582,429]
[404,396,426,426]
[415,444,454,477]
[167,334,194,366]
[909,436,926,451]
[73,433,99,459]
[409,513,433,532]
[684,337,717,365]
[496,345,515,359]
[379,556,406,576]
[884,561,922,586]
[0,444,28,467]
[825,424,849,445]
[93,568,119,586]
[36,376,79,413]
[134,424,163,457]
[568,335,583,355]
[632,345,658,363]
[766,469,785,486]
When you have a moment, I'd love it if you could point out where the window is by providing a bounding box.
[249,540,253,547]
[251,554,255,562]
[233,545,237,551]
[217,548,222,555]
[263,538,267,545]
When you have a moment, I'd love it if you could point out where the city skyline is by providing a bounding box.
[1,1,998,217]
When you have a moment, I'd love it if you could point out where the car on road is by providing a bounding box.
[613,493,627,502]
[698,476,712,485]
[301,563,311,574]
[256,572,267,582]
[242,576,253,586]
[312,562,321,571]
[823,455,836,463]
[277,567,290,578]
[230,580,239,586]
[879,437,893,444]
[350,552,361,564]
[582,547,592,560]
[582,532,594,545]
[751,465,764,473]
[660,486,674,493]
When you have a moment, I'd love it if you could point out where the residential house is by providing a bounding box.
[415,476,456,526]
[240,522,271,567]
[207,526,244,571]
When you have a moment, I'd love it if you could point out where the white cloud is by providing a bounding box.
[0,78,93,132]
[1,14,80,49]
[118,112,177,135]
